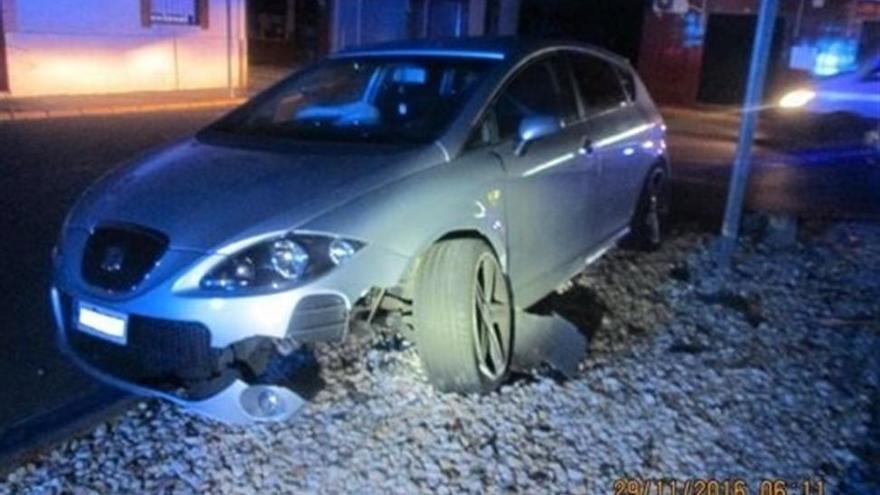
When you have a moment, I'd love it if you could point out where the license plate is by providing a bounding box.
[76,302,128,345]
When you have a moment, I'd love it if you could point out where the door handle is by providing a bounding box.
[578,137,594,156]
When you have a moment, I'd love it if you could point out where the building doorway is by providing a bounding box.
[861,20,880,61]
[0,3,8,93]
[247,0,329,89]
[697,14,785,104]
[248,0,330,65]
[517,0,646,63]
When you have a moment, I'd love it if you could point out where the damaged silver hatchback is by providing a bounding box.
[51,38,669,423]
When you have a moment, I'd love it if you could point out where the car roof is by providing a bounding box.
[332,36,630,66]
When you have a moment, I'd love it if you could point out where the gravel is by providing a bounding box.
[2,221,878,495]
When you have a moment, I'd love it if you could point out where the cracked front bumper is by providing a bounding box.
[51,239,409,423]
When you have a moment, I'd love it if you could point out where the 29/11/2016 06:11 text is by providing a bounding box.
[612,479,826,495]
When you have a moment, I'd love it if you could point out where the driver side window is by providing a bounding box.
[465,58,569,150]
[494,62,564,142]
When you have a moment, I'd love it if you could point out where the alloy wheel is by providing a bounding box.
[472,253,512,381]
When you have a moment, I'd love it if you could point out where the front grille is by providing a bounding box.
[82,225,168,293]
[60,295,230,398]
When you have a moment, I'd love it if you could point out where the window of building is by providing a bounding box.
[141,0,209,28]
[407,0,469,39]
[484,0,501,36]
[569,54,627,116]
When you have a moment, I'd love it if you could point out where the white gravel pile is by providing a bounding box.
[2,222,878,494]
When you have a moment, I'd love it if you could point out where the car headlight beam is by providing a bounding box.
[779,89,816,109]
[201,234,364,293]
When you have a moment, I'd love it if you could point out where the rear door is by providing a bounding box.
[570,52,652,239]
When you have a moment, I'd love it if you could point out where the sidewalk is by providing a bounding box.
[660,104,783,144]
[0,88,246,121]
[0,65,293,121]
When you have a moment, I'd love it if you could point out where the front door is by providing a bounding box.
[488,56,599,302]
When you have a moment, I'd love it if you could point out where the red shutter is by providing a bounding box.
[0,2,8,92]
[198,0,210,29]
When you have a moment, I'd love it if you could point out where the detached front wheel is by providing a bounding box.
[413,239,512,394]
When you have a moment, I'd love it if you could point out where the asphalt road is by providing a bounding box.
[0,110,225,448]
[0,105,876,463]
[665,111,880,223]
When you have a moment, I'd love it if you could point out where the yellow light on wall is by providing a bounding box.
[129,45,174,76]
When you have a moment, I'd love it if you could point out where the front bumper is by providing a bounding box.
[52,287,317,423]
[52,237,409,423]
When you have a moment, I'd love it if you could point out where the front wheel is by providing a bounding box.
[412,239,513,394]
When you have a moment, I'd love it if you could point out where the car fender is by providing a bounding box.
[301,149,509,290]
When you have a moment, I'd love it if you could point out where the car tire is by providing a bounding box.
[412,239,513,394]
[629,166,669,251]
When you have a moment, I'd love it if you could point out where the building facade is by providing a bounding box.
[4,0,876,102]
[0,0,515,97]
[329,0,519,51]
[638,0,880,105]
[0,0,247,97]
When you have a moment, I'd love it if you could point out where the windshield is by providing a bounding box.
[209,57,494,145]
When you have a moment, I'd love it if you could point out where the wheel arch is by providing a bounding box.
[651,155,671,180]
[396,228,506,301]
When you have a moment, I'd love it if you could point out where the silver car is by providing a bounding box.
[52,38,669,423]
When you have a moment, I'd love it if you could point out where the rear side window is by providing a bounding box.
[570,54,628,116]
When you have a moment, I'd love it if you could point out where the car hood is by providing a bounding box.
[68,137,444,251]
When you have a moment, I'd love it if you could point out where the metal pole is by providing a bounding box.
[226,0,234,98]
[173,29,181,91]
[716,0,779,268]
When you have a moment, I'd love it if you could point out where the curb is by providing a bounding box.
[0,98,247,122]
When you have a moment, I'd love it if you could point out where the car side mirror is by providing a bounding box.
[515,115,561,156]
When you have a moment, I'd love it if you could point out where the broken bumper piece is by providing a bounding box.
[51,287,324,424]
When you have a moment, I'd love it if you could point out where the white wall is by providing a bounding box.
[3,0,247,96]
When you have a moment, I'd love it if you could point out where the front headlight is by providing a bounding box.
[779,88,816,109]
[201,234,364,293]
